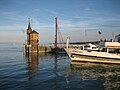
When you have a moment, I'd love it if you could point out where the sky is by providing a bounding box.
[0,0,120,44]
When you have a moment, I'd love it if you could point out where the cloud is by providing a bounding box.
[0,8,120,43]
[0,10,27,21]
[32,9,41,12]
[45,9,66,16]
[102,24,120,28]
[0,24,25,31]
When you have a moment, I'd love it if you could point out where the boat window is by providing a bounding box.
[92,47,97,49]
[101,48,107,52]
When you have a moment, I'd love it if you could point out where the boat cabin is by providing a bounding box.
[82,43,99,51]
[99,42,120,53]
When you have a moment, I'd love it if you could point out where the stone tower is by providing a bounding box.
[26,19,39,52]
[27,19,32,44]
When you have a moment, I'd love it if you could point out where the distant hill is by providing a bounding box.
[69,41,100,45]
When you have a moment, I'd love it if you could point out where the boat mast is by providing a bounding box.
[54,17,58,48]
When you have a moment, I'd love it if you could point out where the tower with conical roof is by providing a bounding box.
[27,18,32,44]
[26,18,39,53]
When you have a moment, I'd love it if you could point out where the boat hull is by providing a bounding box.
[71,54,120,64]
[65,48,120,64]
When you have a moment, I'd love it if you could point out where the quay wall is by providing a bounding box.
[24,44,53,53]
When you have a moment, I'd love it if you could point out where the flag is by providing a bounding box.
[98,31,101,35]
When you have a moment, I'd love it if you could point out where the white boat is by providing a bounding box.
[65,36,120,64]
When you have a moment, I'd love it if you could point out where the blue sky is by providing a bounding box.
[0,0,120,43]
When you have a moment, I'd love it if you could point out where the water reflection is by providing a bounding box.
[67,63,120,90]
[53,54,58,76]
[22,52,120,90]
[53,54,69,90]
[53,54,58,90]
[25,53,39,80]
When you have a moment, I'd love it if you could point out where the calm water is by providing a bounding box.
[0,42,120,90]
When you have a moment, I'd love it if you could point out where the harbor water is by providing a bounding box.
[0,42,120,90]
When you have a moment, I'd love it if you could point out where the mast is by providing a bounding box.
[54,17,58,48]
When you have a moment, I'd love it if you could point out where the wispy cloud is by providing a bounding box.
[0,10,27,21]
[102,24,120,28]
[0,24,25,32]
[45,9,66,16]
[32,9,41,12]
[0,7,120,43]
